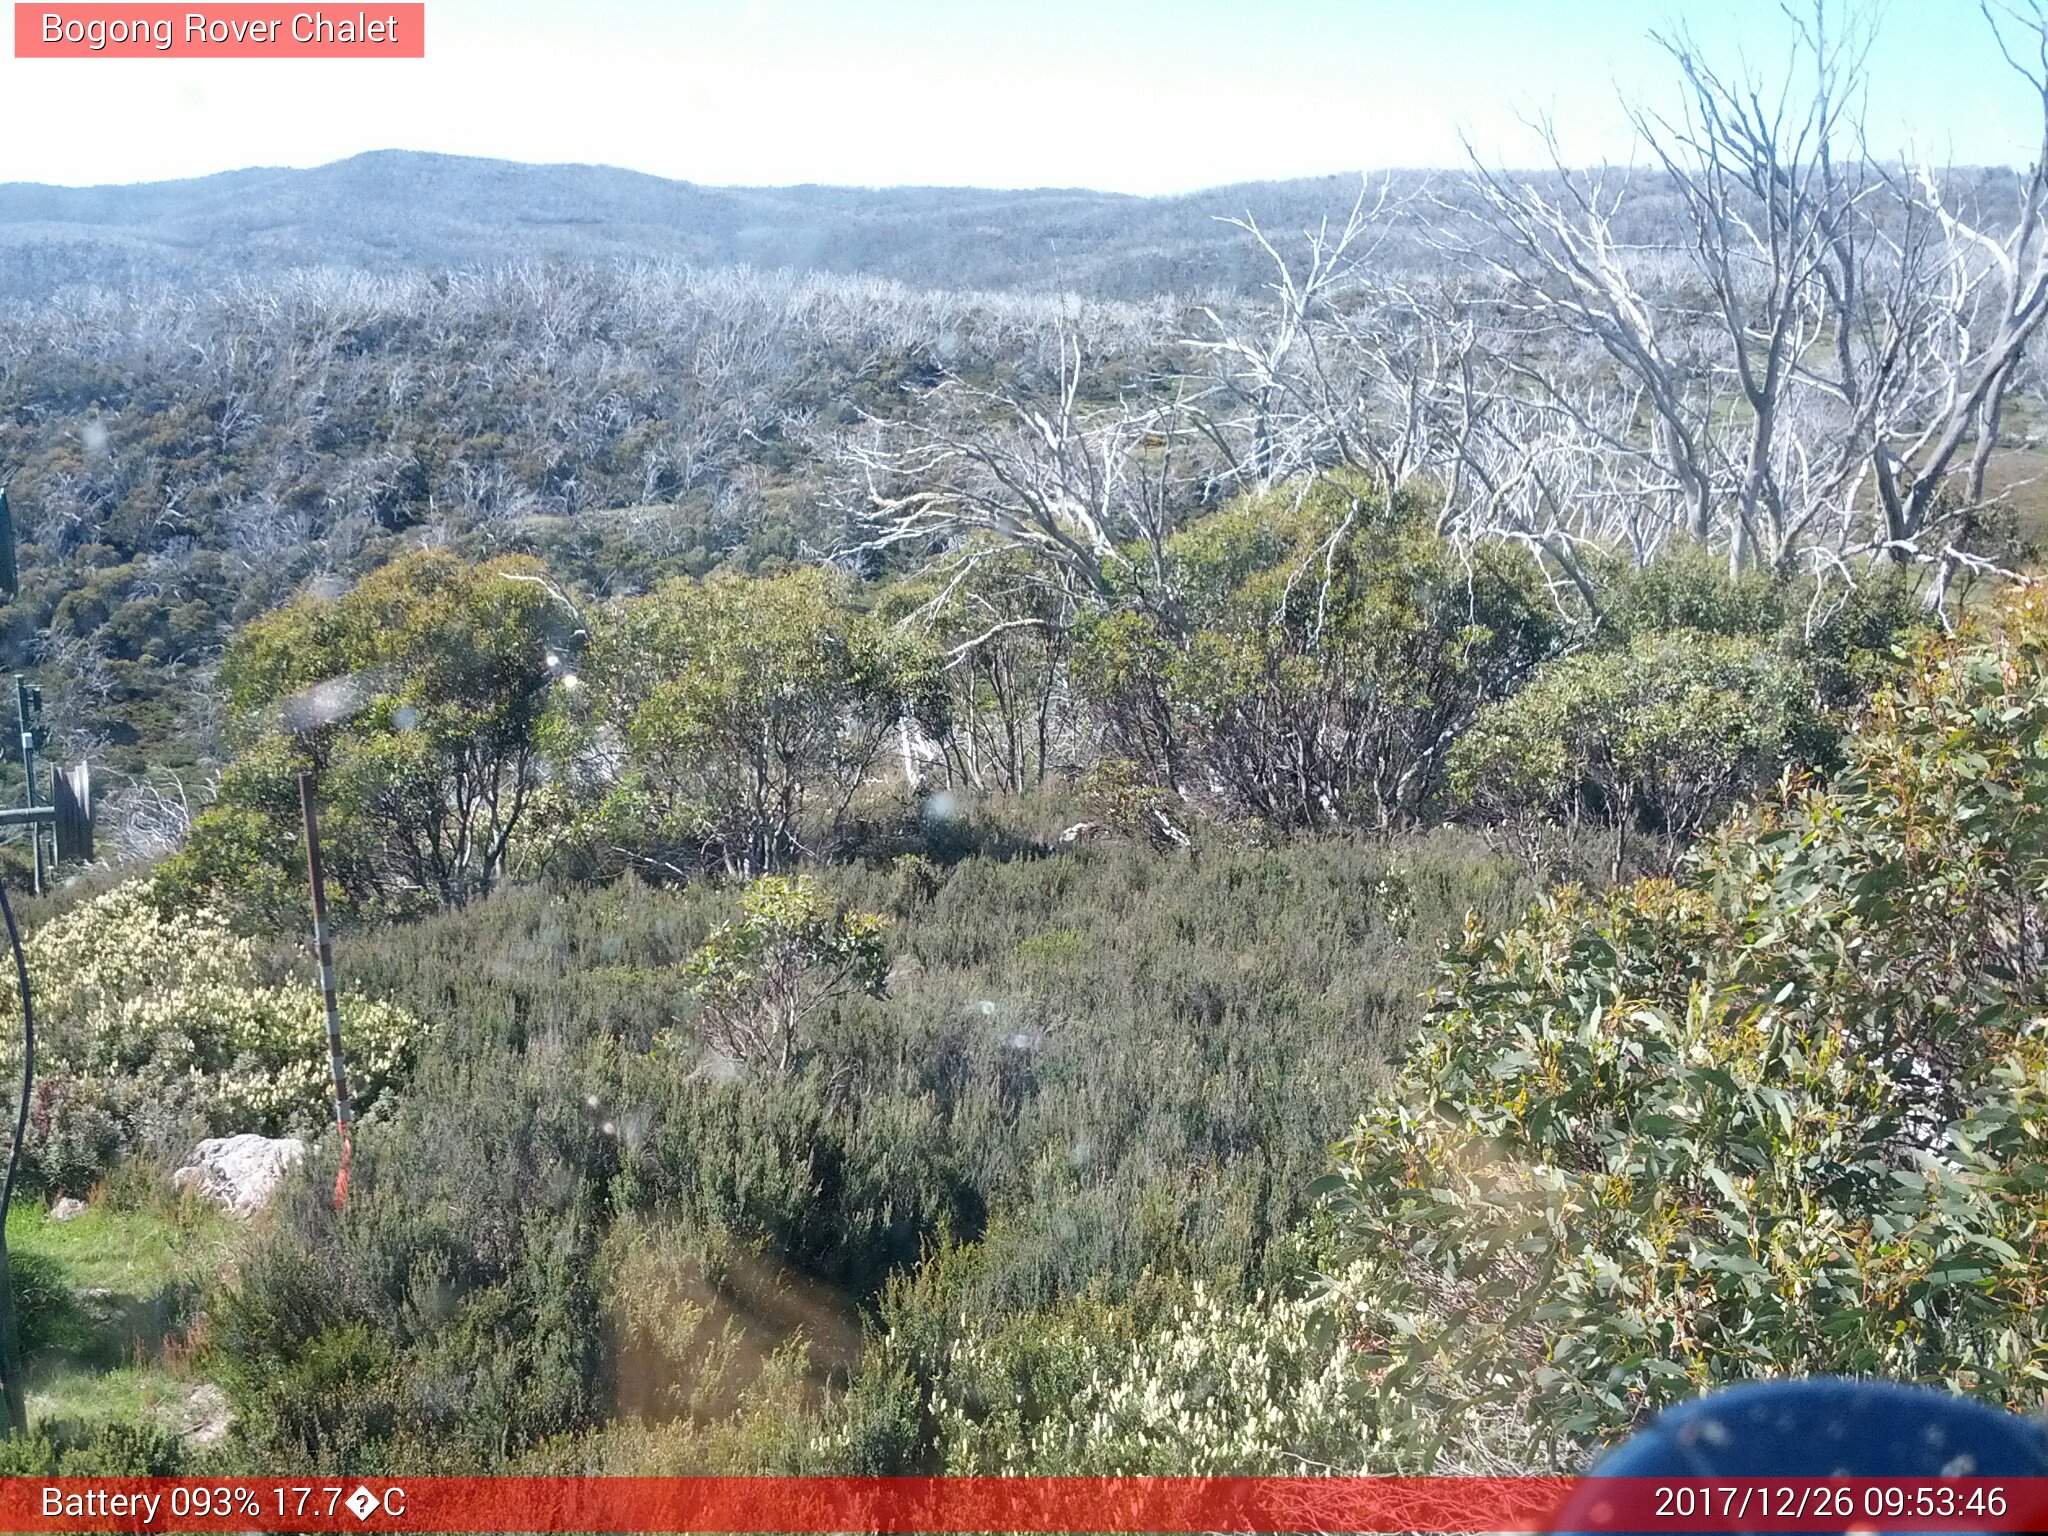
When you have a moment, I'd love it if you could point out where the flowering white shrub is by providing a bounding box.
[913,1267,1384,1476]
[0,882,418,1158]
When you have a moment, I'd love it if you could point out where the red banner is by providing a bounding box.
[14,5,424,58]
[2,1476,2048,1532]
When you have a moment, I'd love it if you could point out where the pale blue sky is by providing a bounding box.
[0,0,2033,192]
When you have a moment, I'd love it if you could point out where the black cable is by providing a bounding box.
[0,874,29,1237]
[0,872,30,1437]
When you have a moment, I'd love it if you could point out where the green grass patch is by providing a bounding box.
[2,1194,241,1441]
[7,1196,238,1301]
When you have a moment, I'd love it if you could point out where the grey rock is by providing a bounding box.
[172,1134,309,1217]
[174,1383,234,1445]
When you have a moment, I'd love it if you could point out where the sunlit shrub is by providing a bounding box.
[1073,473,1558,829]
[680,874,888,1073]
[1448,628,1830,870]
[1323,595,2048,1467]
[912,1268,1375,1475]
[0,881,419,1181]
[554,569,942,878]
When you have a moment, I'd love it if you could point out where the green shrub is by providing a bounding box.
[870,1260,1374,1475]
[554,569,941,877]
[208,826,1533,1473]
[9,1248,76,1356]
[0,1418,187,1477]
[161,550,564,921]
[871,594,2048,1480]
[1597,551,1924,710]
[1323,593,2048,1468]
[1448,629,1831,870]
[1074,473,1558,829]
[872,549,1075,796]
[1599,544,1788,639]
[0,881,419,1186]
[680,874,889,1074]
[1797,573,1927,709]
[214,1035,616,1472]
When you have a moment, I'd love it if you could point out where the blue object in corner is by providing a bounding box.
[1546,1377,2048,1535]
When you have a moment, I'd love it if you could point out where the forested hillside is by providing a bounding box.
[2,151,2022,304]
[0,153,1380,301]
[0,0,2045,1483]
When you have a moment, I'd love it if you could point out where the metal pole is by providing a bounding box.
[298,771,353,1208]
[12,680,36,900]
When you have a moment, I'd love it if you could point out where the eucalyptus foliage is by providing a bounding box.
[165,549,564,919]
[1326,594,2048,1466]
[557,569,942,877]
[1074,474,1557,828]
[681,874,889,1073]
[1448,628,1831,870]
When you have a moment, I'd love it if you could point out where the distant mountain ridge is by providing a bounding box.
[0,150,1386,300]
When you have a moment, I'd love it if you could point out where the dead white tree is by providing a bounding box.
[1184,178,1470,499]
[101,770,208,863]
[1440,0,2048,597]
[843,320,1186,602]
[1167,2,2048,613]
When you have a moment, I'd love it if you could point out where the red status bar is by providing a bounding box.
[8,1475,2048,1533]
